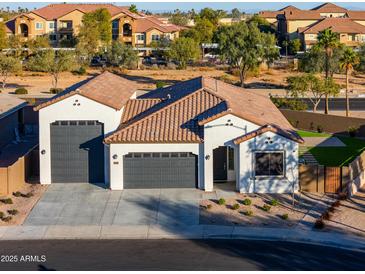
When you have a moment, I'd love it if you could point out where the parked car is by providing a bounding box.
[90,56,107,67]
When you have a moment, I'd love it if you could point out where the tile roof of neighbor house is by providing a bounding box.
[346,11,365,20]
[278,10,322,20]
[301,17,365,34]
[34,71,139,111]
[0,94,27,119]
[105,76,300,144]
[31,3,134,20]
[135,16,182,33]
[311,2,348,13]
[233,124,304,145]
[259,5,300,18]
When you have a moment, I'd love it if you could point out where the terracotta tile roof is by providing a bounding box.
[31,3,135,20]
[259,5,300,19]
[346,11,365,20]
[279,10,322,20]
[34,71,139,111]
[105,76,294,144]
[135,16,181,33]
[105,89,225,144]
[279,5,301,12]
[233,124,304,145]
[311,3,347,13]
[301,17,365,34]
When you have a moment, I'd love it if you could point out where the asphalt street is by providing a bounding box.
[0,239,364,271]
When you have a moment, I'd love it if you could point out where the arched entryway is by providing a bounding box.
[19,23,29,37]
[123,23,132,37]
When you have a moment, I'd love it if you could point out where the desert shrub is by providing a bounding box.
[244,210,253,216]
[13,191,22,197]
[314,218,325,229]
[281,213,289,220]
[0,198,13,204]
[72,66,87,75]
[166,62,176,70]
[151,64,159,70]
[14,87,28,94]
[270,199,279,206]
[317,125,324,133]
[7,209,18,216]
[206,204,212,210]
[262,204,271,212]
[270,97,307,111]
[242,198,252,206]
[348,126,358,137]
[232,203,240,210]
[2,216,12,222]
[0,212,4,219]
[156,81,167,89]
[218,198,226,205]
[50,88,63,94]
[21,192,34,198]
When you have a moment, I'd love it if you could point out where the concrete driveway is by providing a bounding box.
[24,183,215,226]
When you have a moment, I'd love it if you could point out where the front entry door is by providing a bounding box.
[213,146,227,181]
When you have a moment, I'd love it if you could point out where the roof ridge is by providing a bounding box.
[105,87,224,142]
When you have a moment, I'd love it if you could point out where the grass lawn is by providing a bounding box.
[306,136,365,166]
[296,130,331,138]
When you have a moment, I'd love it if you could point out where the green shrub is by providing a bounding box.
[0,198,13,204]
[348,126,358,137]
[232,203,240,210]
[0,212,4,219]
[7,209,18,216]
[242,198,252,206]
[317,125,324,133]
[244,210,253,216]
[262,204,271,212]
[21,192,33,198]
[206,204,212,210]
[218,198,226,205]
[270,199,279,206]
[13,191,22,197]
[14,87,28,94]
[281,213,289,220]
[2,216,12,222]
[50,88,63,94]
[156,81,167,89]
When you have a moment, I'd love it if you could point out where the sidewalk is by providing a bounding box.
[1,224,365,252]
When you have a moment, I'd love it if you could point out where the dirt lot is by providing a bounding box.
[2,67,365,97]
[0,184,47,226]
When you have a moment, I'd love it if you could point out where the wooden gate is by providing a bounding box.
[325,167,342,193]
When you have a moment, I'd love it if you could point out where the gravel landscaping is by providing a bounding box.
[200,192,325,228]
[0,184,47,226]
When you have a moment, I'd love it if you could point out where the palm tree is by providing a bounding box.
[340,47,359,117]
[317,28,340,114]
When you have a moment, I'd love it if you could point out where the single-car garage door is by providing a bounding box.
[50,120,104,183]
[123,152,197,188]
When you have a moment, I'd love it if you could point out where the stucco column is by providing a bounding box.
[109,144,127,190]
[203,146,214,192]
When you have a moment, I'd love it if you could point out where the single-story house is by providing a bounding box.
[35,71,304,193]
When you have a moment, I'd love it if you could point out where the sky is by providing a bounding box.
[2,2,365,13]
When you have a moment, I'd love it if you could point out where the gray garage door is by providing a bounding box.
[123,152,197,188]
[50,120,104,183]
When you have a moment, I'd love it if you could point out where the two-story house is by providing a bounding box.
[5,3,182,50]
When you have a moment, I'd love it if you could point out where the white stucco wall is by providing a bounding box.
[203,114,260,191]
[109,143,200,190]
[38,94,123,184]
[238,131,299,193]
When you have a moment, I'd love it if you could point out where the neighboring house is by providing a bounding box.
[5,3,182,50]
[35,71,303,193]
[0,94,39,195]
[260,2,365,45]
[298,18,365,50]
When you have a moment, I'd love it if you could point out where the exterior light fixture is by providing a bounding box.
[205,155,210,160]
[112,154,118,160]
[41,149,46,155]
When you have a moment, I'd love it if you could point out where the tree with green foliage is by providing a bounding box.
[27,50,76,89]
[282,40,289,57]
[0,22,8,50]
[27,35,50,53]
[182,18,214,45]
[247,14,273,33]
[216,22,277,87]
[289,38,301,55]
[316,28,340,114]
[263,33,279,69]
[77,8,112,57]
[129,4,138,14]
[167,37,200,69]
[106,40,138,68]
[169,9,189,26]
[339,47,359,117]
[196,8,226,27]
[231,8,242,19]
[7,35,23,58]
[0,54,21,91]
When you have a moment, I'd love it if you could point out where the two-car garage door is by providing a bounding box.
[123,152,197,188]
[50,120,104,183]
